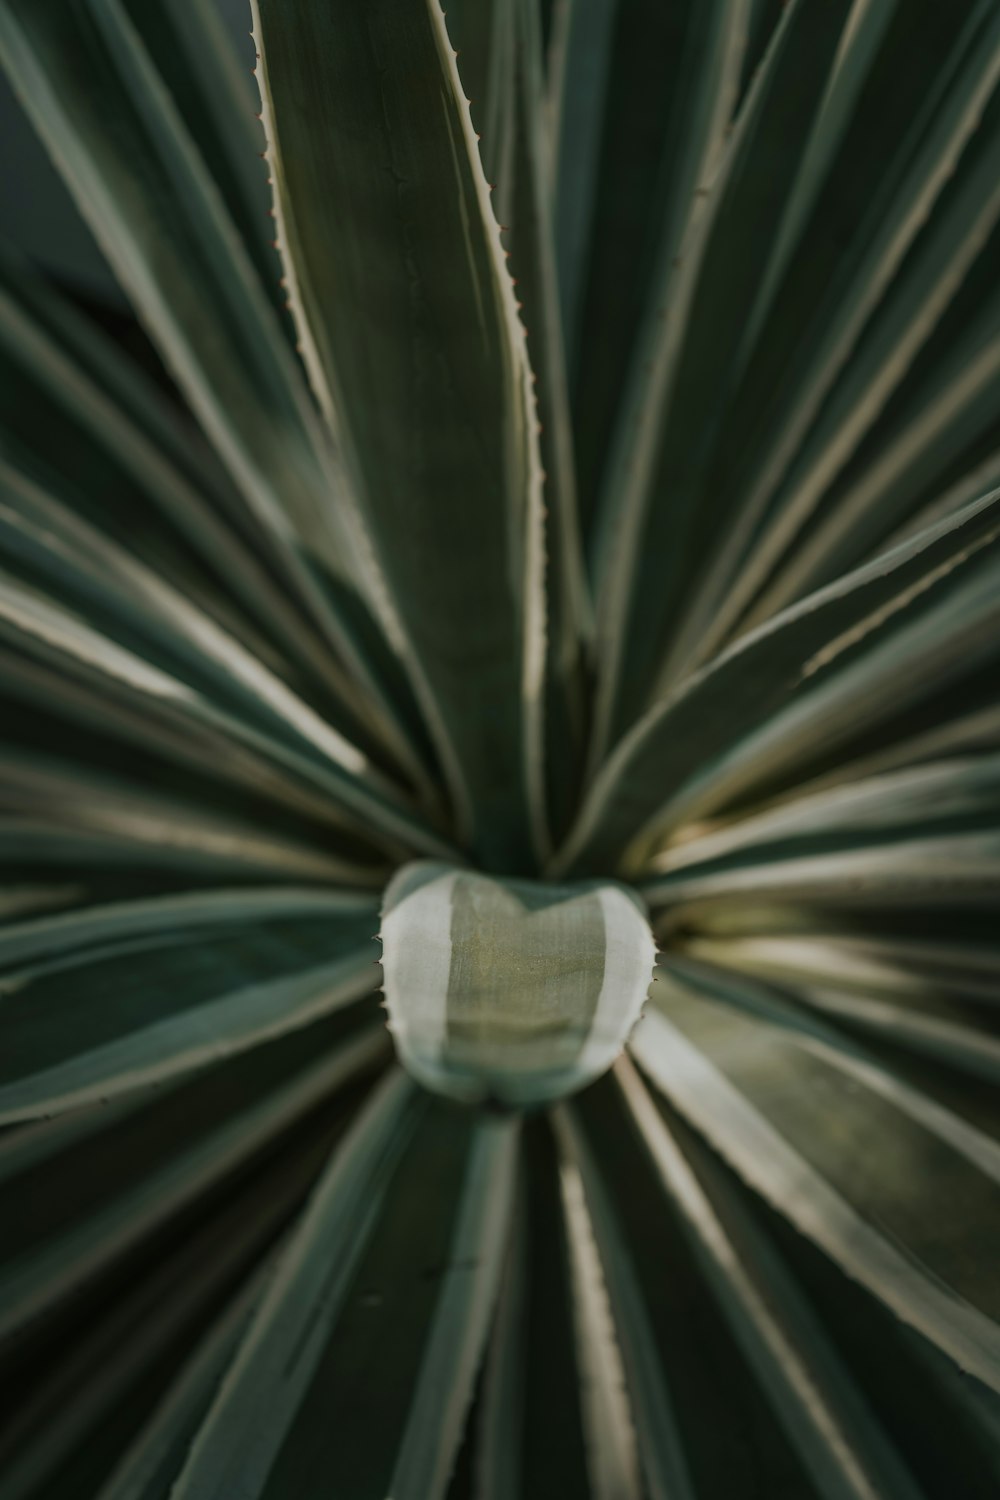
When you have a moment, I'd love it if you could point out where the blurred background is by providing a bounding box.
[0,0,252,307]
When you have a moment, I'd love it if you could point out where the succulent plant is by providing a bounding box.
[2,0,1000,1494]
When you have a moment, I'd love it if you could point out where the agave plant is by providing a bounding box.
[2,0,1000,1493]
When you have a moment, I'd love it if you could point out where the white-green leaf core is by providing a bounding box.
[380,862,657,1108]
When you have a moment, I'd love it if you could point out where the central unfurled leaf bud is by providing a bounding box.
[379,862,656,1108]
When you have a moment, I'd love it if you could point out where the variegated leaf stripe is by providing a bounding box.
[380,861,656,1107]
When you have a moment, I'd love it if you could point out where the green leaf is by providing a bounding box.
[0,893,380,1121]
[615,1056,925,1500]
[384,1115,519,1500]
[0,0,421,773]
[173,1082,518,1500]
[380,862,655,1106]
[553,1103,693,1500]
[475,1116,594,1500]
[556,486,1000,875]
[0,883,365,968]
[677,927,1000,1014]
[0,1013,383,1345]
[92,1270,264,1500]
[651,955,1000,1167]
[682,943,1000,1096]
[643,755,1000,936]
[252,0,549,870]
[568,0,751,546]
[700,25,1000,652]
[646,754,1000,877]
[508,0,591,837]
[590,0,851,748]
[446,0,513,192]
[550,0,620,382]
[118,0,282,320]
[739,0,785,99]
[0,251,399,749]
[649,0,1000,687]
[0,1104,343,1500]
[560,1069,887,1499]
[0,750,378,890]
[0,559,454,866]
[432,0,592,841]
[800,311,1000,607]
[631,974,1000,1395]
[554,1128,645,1500]
[647,833,1000,921]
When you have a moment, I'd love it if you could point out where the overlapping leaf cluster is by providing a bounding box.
[1,1,1000,1495]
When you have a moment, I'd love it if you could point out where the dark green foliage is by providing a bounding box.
[1,1,999,1495]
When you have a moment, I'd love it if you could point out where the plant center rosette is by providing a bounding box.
[380,863,657,1107]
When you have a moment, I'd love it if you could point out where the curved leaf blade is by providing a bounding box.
[252,0,549,869]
